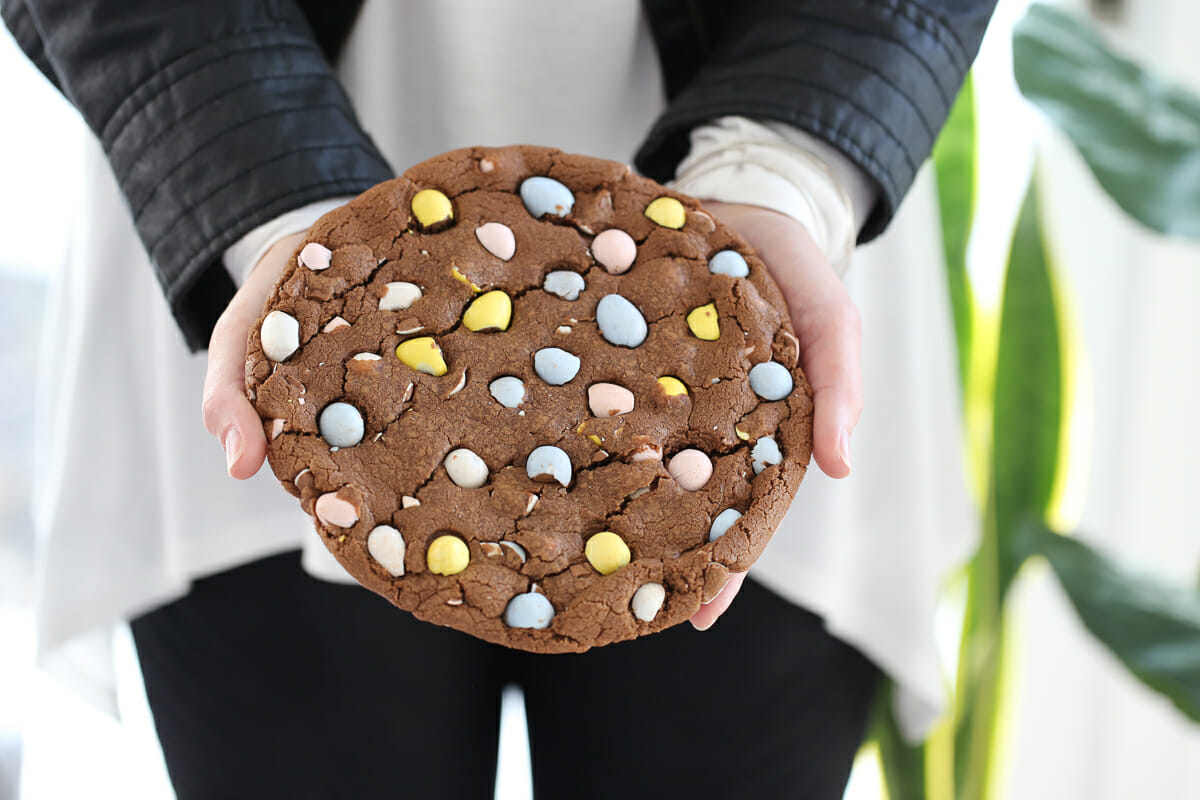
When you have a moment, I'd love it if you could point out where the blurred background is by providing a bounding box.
[0,0,1197,798]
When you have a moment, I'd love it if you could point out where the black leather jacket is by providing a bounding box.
[3,0,995,350]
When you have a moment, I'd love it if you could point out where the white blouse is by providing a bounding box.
[34,0,973,741]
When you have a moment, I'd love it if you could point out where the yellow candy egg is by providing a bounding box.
[462,290,513,332]
[451,265,482,292]
[657,376,689,397]
[644,196,686,229]
[585,531,631,576]
[412,188,453,228]
[686,303,720,341]
[395,337,448,376]
[426,534,470,575]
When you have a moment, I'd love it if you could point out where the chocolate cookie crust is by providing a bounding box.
[246,145,813,652]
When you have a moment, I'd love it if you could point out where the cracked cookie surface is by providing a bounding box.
[246,145,814,652]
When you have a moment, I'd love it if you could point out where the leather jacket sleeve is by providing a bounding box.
[3,0,996,351]
[1,0,392,351]
[637,0,997,243]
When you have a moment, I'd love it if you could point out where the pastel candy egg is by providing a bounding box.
[533,347,580,385]
[708,249,749,278]
[463,290,512,332]
[630,442,663,463]
[667,448,713,491]
[505,591,555,629]
[445,448,489,489]
[318,402,364,447]
[260,310,300,362]
[644,196,686,229]
[749,361,794,401]
[501,541,528,563]
[426,534,470,575]
[475,222,516,260]
[631,583,666,622]
[379,281,422,311]
[520,176,574,218]
[396,337,448,376]
[592,229,637,273]
[585,531,631,575]
[299,242,332,271]
[489,376,526,408]
[412,188,453,228]
[709,509,743,542]
[588,383,635,417]
[596,294,648,348]
[315,492,359,528]
[367,525,406,576]
[543,270,586,301]
[656,376,689,398]
[686,302,720,341]
[751,436,783,475]
[526,445,572,487]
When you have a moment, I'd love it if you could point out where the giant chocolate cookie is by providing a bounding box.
[246,145,813,652]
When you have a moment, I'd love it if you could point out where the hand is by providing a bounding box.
[690,201,862,631]
[202,231,308,479]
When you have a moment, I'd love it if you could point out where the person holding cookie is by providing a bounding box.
[7,1,995,798]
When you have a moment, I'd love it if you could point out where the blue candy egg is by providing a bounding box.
[709,508,744,542]
[543,270,586,301]
[595,294,648,348]
[708,249,749,278]
[751,436,783,475]
[748,361,794,401]
[318,401,364,447]
[505,591,555,629]
[533,347,581,385]
[489,376,526,408]
[520,176,575,218]
[526,445,572,487]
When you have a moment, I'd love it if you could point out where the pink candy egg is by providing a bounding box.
[588,383,635,417]
[667,449,713,491]
[592,228,637,274]
[315,491,359,528]
[475,222,516,261]
[299,242,332,270]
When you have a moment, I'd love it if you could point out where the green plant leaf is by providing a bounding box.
[1013,3,1200,239]
[934,72,977,391]
[872,681,927,800]
[991,173,1062,593]
[954,172,1064,800]
[1029,521,1200,723]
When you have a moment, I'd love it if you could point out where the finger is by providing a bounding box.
[201,235,301,479]
[795,293,862,480]
[690,571,747,631]
[697,201,862,478]
[765,247,860,478]
[202,291,269,480]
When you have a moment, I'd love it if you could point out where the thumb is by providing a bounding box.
[201,231,305,479]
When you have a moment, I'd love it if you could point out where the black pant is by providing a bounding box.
[131,551,877,800]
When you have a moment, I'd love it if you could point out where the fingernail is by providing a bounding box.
[224,428,243,476]
[837,429,853,473]
[691,619,714,632]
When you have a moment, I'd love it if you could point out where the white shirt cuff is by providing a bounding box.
[667,116,877,277]
[223,197,355,286]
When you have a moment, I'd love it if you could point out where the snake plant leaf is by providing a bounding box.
[1013,4,1200,239]
[934,73,977,391]
[1029,521,1200,722]
[992,174,1062,594]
